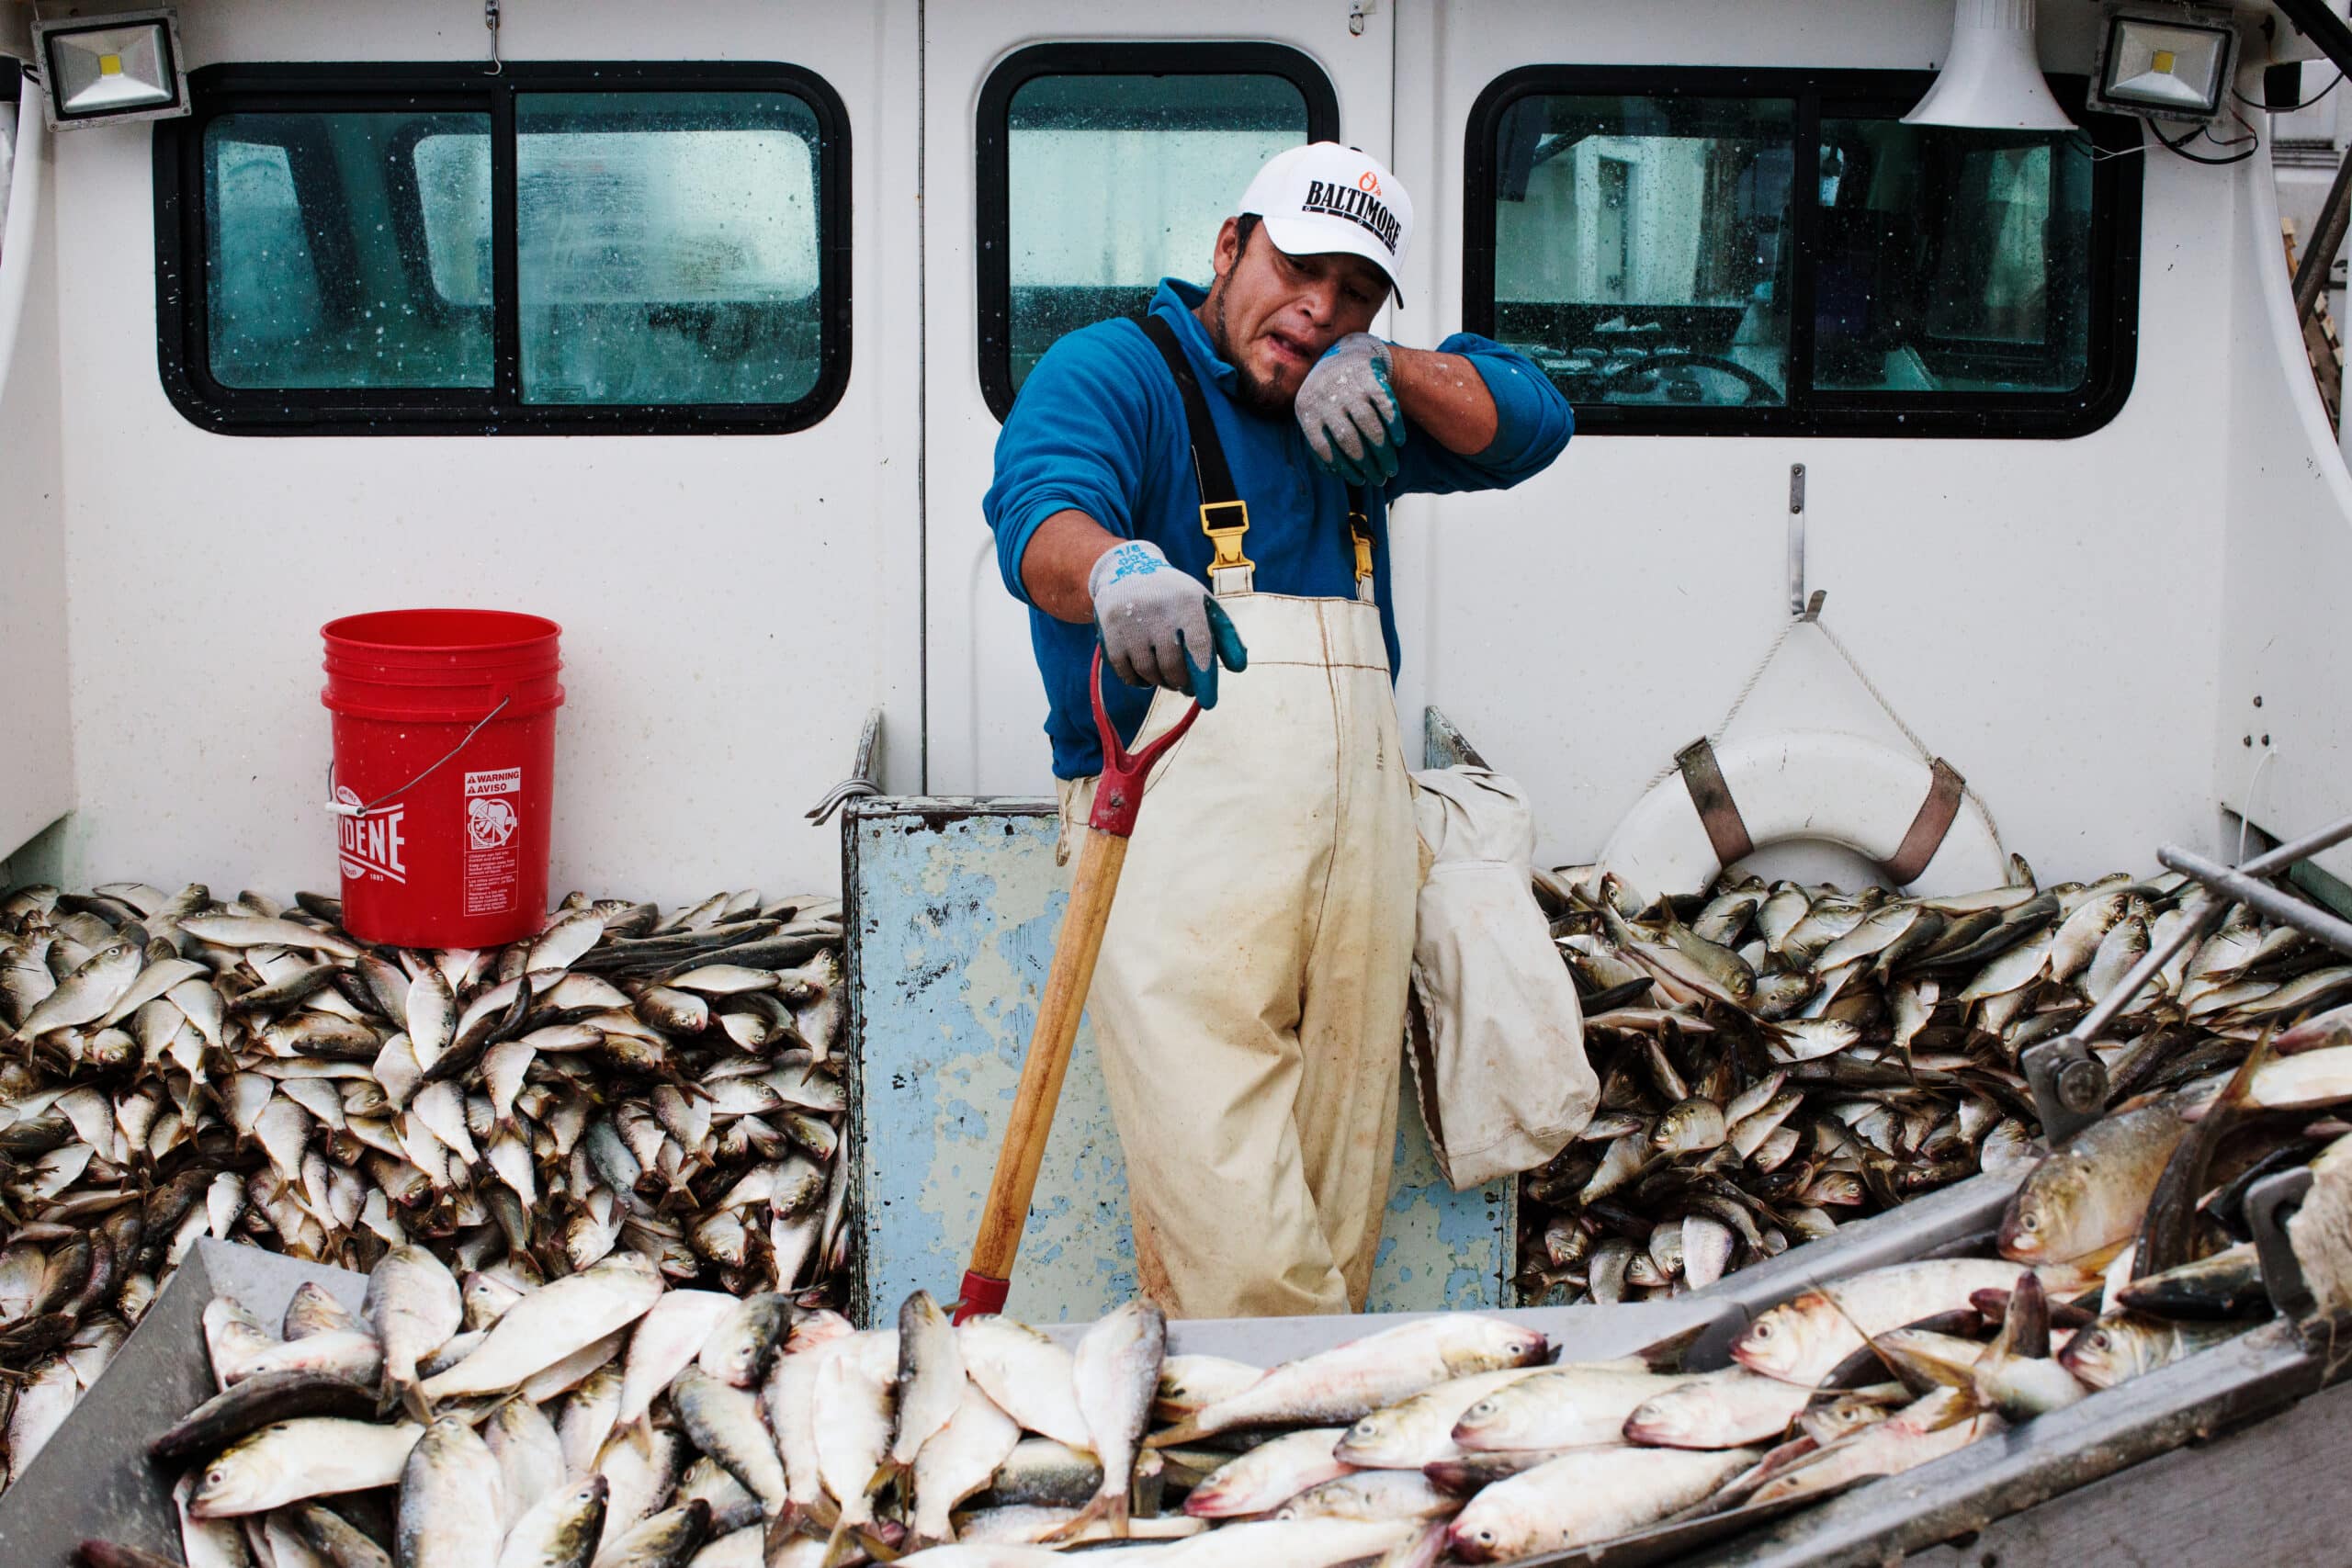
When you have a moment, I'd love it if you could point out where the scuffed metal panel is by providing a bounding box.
[846,795,1506,1323]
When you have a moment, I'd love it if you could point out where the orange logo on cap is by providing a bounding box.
[1358,171,1380,195]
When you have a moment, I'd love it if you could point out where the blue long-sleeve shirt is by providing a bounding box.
[985,278,1574,779]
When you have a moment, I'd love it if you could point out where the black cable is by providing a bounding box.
[2240,68,2347,113]
[2155,108,2262,166]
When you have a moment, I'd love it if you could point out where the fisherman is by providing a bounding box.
[983,144,1574,1317]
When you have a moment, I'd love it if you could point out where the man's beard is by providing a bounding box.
[1207,281,1296,419]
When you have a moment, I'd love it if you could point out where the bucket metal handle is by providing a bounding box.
[323,694,513,818]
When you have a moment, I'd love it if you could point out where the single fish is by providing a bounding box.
[1448,1446,1758,1562]
[670,1365,789,1516]
[188,1418,424,1517]
[961,1314,1093,1450]
[2058,1312,2241,1390]
[420,1256,663,1404]
[1622,1366,1813,1450]
[1151,1315,1547,1447]
[908,1378,1023,1545]
[616,1290,740,1429]
[366,1246,463,1421]
[1453,1365,1700,1451]
[495,1473,607,1568]
[486,1394,567,1532]
[891,1289,968,1472]
[1056,1298,1166,1538]
[149,1369,378,1462]
[1733,1259,2090,1386]
[1185,1427,1357,1517]
[2000,1101,2188,1266]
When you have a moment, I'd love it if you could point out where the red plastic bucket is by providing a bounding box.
[321,609,564,950]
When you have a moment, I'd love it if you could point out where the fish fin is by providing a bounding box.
[2068,1239,2131,1274]
[1631,1320,1708,1372]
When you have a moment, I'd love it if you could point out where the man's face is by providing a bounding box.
[1201,219,1388,418]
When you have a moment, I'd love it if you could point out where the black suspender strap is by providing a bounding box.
[1138,312,1374,602]
[1141,314,1252,584]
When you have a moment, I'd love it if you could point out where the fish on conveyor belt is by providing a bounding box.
[1527,859,2344,1307]
[0,882,846,1495]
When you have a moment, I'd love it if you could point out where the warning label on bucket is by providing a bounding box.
[463,768,521,915]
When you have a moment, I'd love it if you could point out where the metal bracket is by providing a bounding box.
[2022,1036,2110,1145]
[2245,1166,2317,1322]
[806,708,886,824]
[1787,463,1807,615]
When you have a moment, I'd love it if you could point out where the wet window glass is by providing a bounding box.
[514,92,825,406]
[1487,95,1797,411]
[1815,123,2090,393]
[203,111,492,389]
[1005,73,1313,395]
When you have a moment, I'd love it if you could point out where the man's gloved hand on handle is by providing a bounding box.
[1295,333,1406,487]
[1088,540,1249,707]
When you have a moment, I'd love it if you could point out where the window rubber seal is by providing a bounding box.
[153,60,853,437]
[1460,63,2143,441]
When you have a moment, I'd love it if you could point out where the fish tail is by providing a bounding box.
[399,1379,433,1427]
[1141,1416,1204,1450]
[1105,1486,1132,1538]
[2220,1026,2274,1109]
[1038,1495,1110,1544]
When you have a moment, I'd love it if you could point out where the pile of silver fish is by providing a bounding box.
[88,1184,2294,1568]
[0,881,849,1495]
[69,998,2352,1568]
[1518,859,2350,1303]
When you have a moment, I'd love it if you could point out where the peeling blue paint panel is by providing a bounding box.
[846,797,1506,1323]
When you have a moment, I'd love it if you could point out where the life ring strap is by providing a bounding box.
[1885,758,1968,886]
[1674,737,1756,868]
[1678,737,1966,887]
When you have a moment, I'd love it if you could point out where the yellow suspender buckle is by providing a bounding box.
[1349,511,1375,583]
[1201,500,1253,573]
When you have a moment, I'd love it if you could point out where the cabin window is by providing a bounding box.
[1466,68,2141,437]
[977,43,1340,421]
[155,64,849,435]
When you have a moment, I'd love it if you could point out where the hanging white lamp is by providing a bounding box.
[1905,0,2078,131]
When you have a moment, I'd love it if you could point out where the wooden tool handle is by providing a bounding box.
[963,828,1131,1295]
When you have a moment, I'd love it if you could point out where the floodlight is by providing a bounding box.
[1906,0,2078,132]
[30,7,188,130]
[2090,6,2239,122]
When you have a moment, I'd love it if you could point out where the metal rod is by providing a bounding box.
[2297,150,2352,325]
[2159,844,2352,959]
[2064,812,2352,1045]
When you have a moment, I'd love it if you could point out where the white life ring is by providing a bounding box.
[1599,730,2007,901]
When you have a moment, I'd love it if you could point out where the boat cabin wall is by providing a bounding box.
[0,0,2346,902]
[1,0,924,905]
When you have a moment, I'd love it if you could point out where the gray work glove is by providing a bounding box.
[1087,540,1249,708]
[1295,333,1406,487]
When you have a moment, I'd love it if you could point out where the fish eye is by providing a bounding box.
[2021,1213,2041,1231]
[2089,1331,2110,1350]
[1753,1322,1774,1339]
[206,1468,225,1486]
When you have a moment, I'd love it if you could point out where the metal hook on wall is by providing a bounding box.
[484,0,503,76]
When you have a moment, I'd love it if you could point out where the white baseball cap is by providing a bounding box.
[1238,141,1412,303]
